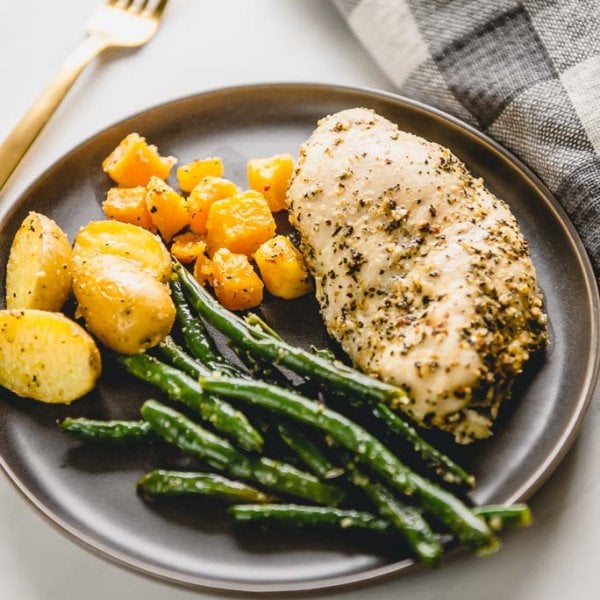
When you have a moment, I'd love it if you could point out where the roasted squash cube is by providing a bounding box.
[102,186,155,231]
[102,133,175,187]
[145,177,190,242]
[247,154,294,212]
[193,252,213,286]
[206,191,276,256]
[253,235,312,299]
[188,176,239,235]
[209,248,263,311]
[171,232,206,264]
[177,157,224,192]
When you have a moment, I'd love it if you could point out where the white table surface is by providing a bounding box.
[1,1,599,598]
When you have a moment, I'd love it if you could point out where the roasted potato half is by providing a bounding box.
[0,309,101,404]
[5,212,72,311]
[73,254,175,354]
[72,220,171,283]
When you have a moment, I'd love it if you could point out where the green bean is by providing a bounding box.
[231,503,532,535]
[158,337,337,480]
[307,344,473,488]
[118,353,263,453]
[342,456,441,565]
[157,336,208,380]
[138,470,274,503]
[60,417,154,444]
[175,262,408,406]
[276,422,343,480]
[244,314,282,340]
[170,278,240,378]
[372,403,474,488]
[473,504,532,531]
[176,262,474,487]
[197,376,498,554]
[230,504,390,533]
[140,399,345,506]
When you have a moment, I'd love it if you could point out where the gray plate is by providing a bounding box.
[0,83,598,595]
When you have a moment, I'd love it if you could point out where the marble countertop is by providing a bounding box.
[1,1,599,598]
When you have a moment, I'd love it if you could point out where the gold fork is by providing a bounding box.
[0,0,170,191]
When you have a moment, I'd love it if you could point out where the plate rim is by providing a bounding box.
[0,81,598,595]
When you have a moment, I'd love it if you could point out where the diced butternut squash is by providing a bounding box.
[193,252,213,286]
[145,177,190,242]
[188,177,239,235]
[209,248,263,311]
[170,232,206,264]
[102,133,175,187]
[247,154,294,212]
[206,191,276,256]
[102,186,155,231]
[253,235,312,299]
[177,157,224,192]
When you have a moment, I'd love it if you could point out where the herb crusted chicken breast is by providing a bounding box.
[287,108,547,444]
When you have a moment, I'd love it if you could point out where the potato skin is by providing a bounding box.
[5,212,72,311]
[73,254,175,354]
[72,220,171,283]
[0,309,101,404]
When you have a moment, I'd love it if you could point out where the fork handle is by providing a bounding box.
[0,35,108,192]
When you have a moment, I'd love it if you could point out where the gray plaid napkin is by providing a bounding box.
[333,0,600,273]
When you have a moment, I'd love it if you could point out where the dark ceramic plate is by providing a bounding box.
[0,84,598,595]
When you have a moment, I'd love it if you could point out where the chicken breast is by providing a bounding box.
[287,108,547,443]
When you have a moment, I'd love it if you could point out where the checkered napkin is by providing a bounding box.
[333,0,600,273]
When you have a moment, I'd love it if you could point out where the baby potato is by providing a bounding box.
[0,309,101,404]
[73,254,175,354]
[5,212,72,311]
[72,220,171,283]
